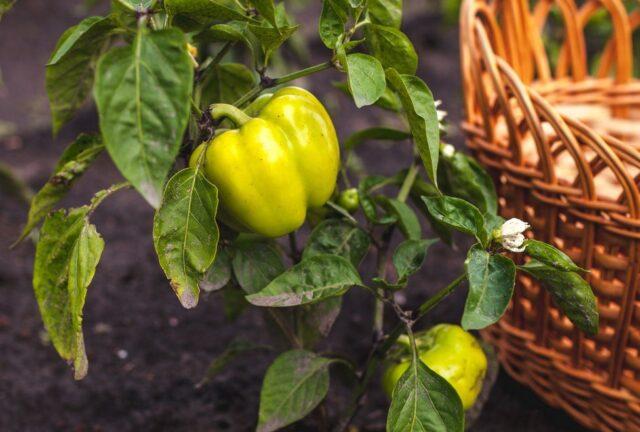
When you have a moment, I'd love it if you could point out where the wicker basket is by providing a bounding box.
[460,0,640,430]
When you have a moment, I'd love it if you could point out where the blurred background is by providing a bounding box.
[0,0,592,430]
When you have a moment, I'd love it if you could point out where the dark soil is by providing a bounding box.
[0,1,589,431]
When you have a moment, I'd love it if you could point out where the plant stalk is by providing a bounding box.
[233,61,334,107]
[334,274,466,431]
[396,162,419,203]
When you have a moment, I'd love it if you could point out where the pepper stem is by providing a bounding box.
[209,104,253,127]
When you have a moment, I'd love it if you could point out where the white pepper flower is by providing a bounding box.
[435,100,447,131]
[442,143,455,158]
[499,218,530,252]
[435,100,447,121]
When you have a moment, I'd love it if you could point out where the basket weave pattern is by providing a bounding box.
[461,1,640,430]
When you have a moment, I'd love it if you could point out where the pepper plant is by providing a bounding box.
[10,0,599,431]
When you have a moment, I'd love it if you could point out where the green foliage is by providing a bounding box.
[33,189,115,379]
[153,167,219,308]
[165,0,252,28]
[462,245,515,330]
[246,255,362,307]
[197,338,270,388]
[0,0,16,21]
[201,247,231,292]
[524,239,585,273]
[387,351,464,432]
[232,239,285,294]
[379,197,421,240]
[343,127,410,150]
[16,134,103,244]
[438,149,498,215]
[520,260,598,335]
[18,0,600,429]
[94,27,193,207]
[367,0,402,28]
[257,350,334,432]
[199,63,256,107]
[386,69,440,185]
[47,16,116,134]
[366,24,417,75]
[303,219,370,266]
[249,23,299,66]
[392,238,437,282]
[342,53,386,108]
[319,0,348,49]
[423,195,487,245]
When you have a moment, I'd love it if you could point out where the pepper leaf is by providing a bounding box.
[387,352,464,432]
[250,0,280,30]
[94,27,193,208]
[368,0,402,28]
[344,53,386,108]
[462,245,516,330]
[303,219,371,267]
[423,195,487,246]
[197,21,256,56]
[246,255,362,307]
[16,134,104,244]
[165,0,252,27]
[201,247,231,292]
[248,24,298,65]
[438,150,498,215]
[114,0,156,10]
[0,0,16,21]
[257,350,334,432]
[386,69,439,185]
[153,167,219,309]
[200,63,256,107]
[393,238,438,282]
[520,260,599,335]
[298,296,343,348]
[46,16,115,135]
[379,197,421,240]
[196,339,271,388]
[524,239,585,273]
[232,239,285,295]
[344,127,410,151]
[319,0,348,48]
[301,219,368,347]
[33,207,104,380]
[366,24,417,75]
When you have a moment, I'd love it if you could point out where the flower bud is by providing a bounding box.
[442,143,455,158]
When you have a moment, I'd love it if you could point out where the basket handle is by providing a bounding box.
[530,0,588,82]
[556,0,634,85]
[596,7,639,82]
